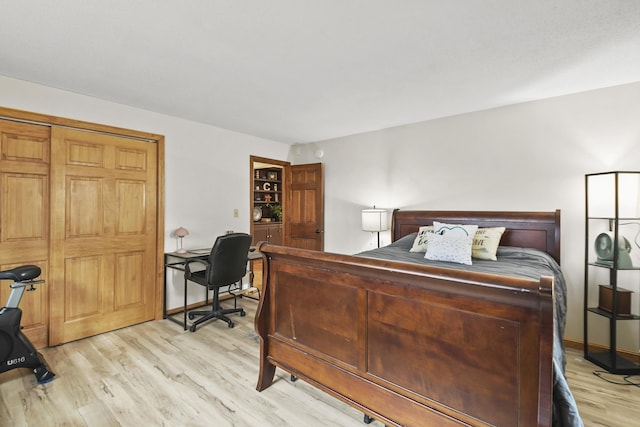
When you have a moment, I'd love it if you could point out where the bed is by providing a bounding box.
[254,210,582,426]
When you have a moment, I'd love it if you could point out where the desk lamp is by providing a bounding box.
[173,227,189,253]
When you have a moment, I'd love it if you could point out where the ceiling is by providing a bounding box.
[1,1,639,144]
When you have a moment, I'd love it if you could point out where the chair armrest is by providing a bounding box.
[184,258,209,279]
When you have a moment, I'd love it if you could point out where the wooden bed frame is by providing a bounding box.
[254,210,560,427]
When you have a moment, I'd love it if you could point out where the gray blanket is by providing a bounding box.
[357,233,583,426]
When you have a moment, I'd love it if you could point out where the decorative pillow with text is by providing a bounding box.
[472,227,506,260]
[409,226,434,252]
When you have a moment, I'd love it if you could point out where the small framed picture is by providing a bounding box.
[267,171,277,181]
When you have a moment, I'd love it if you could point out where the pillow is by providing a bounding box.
[389,232,419,249]
[425,222,478,265]
[424,232,475,265]
[409,226,434,252]
[472,227,506,260]
[432,221,478,239]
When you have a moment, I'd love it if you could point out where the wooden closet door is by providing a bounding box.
[0,119,50,348]
[49,128,157,345]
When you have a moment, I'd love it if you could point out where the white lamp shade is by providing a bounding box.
[362,209,389,232]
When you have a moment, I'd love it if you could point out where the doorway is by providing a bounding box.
[250,156,289,247]
[249,156,324,250]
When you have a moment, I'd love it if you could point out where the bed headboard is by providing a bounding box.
[391,209,561,264]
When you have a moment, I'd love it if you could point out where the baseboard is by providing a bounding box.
[165,289,259,316]
[564,337,640,363]
[563,337,582,351]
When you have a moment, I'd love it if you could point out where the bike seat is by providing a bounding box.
[0,265,41,282]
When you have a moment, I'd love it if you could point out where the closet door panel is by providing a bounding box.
[64,255,104,321]
[2,173,47,242]
[50,127,157,345]
[115,180,146,234]
[66,176,104,237]
[0,119,50,348]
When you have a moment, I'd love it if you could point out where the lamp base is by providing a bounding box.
[176,248,187,254]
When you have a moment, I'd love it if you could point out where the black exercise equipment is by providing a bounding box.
[0,265,55,384]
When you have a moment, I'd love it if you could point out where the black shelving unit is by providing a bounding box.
[584,171,640,374]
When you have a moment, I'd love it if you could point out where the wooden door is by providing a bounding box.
[49,128,158,345]
[0,119,50,348]
[285,163,324,250]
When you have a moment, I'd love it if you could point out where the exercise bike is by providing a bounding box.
[0,265,55,384]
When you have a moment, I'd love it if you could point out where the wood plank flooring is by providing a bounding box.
[1,297,639,426]
[563,346,640,426]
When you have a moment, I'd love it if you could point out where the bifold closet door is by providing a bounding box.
[49,127,158,345]
[0,119,51,348]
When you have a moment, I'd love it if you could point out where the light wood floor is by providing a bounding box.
[563,346,640,426]
[1,297,639,426]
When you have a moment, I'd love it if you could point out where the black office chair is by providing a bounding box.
[184,233,252,332]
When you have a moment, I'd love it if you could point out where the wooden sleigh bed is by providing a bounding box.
[254,210,578,427]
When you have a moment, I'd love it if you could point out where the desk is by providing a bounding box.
[163,248,262,330]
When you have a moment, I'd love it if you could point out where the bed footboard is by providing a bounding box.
[255,243,554,427]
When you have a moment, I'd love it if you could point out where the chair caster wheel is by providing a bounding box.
[290,375,297,382]
[363,414,374,424]
[240,310,246,317]
[188,313,195,320]
[189,324,197,332]
[228,321,234,328]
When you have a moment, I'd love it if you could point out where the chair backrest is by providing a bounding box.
[206,233,253,288]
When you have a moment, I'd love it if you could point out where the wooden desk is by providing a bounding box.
[163,248,262,330]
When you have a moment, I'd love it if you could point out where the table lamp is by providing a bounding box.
[362,207,388,248]
[173,226,189,253]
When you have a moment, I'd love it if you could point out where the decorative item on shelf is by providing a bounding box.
[264,194,272,202]
[362,206,389,248]
[266,203,282,222]
[268,171,277,180]
[594,232,633,268]
[253,207,263,222]
[255,170,259,179]
[263,182,271,191]
[598,285,633,316]
[172,226,189,253]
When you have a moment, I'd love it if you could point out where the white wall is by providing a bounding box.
[292,81,640,346]
[4,74,640,346]
[0,75,290,309]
